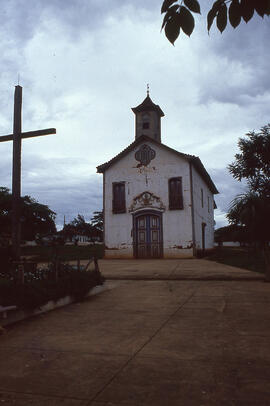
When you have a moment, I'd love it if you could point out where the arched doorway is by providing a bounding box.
[133,210,163,258]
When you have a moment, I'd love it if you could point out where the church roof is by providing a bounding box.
[96,135,219,194]
[131,96,165,117]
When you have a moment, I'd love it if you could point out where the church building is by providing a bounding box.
[97,92,218,259]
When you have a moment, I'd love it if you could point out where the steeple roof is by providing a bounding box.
[132,95,165,117]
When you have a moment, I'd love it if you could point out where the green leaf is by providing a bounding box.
[229,0,241,28]
[240,0,255,22]
[266,0,270,15]
[255,0,270,17]
[161,0,178,14]
[183,0,201,14]
[161,5,180,30]
[212,0,225,14]
[164,13,181,44]
[207,8,216,31]
[207,0,224,32]
[216,3,227,33]
[179,6,195,36]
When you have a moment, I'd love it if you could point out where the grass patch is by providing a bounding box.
[206,247,265,274]
[21,244,104,262]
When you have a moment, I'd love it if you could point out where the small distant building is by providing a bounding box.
[72,235,91,245]
[23,240,37,247]
[97,92,218,258]
[215,241,241,247]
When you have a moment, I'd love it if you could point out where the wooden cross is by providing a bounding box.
[0,86,56,260]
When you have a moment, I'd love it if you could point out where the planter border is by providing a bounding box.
[0,281,117,327]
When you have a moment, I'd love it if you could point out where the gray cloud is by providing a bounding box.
[0,153,102,228]
[197,9,270,108]
[1,152,243,230]
[0,0,269,233]
[209,167,247,213]
[207,167,247,229]
[0,0,160,45]
[21,154,103,226]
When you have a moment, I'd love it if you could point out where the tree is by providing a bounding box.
[214,224,247,244]
[70,214,92,236]
[228,192,270,278]
[59,223,75,242]
[228,193,270,241]
[0,187,56,242]
[228,124,270,197]
[61,214,93,242]
[227,126,270,280]
[0,187,12,237]
[161,0,270,45]
[90,211,103,232]
[90,211,103,241]
[60,211,103,243]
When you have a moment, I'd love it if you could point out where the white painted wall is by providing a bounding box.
[191,165,215,251]
[135,111,161,142]
[215,241,241,247]
[103,140,195,258]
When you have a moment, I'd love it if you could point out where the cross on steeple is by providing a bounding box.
[147,83,149,97]
[0,86,56,260]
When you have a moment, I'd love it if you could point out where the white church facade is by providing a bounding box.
[97,94,218,259]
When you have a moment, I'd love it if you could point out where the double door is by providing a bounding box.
[135,213,162,258]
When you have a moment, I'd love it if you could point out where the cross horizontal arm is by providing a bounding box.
[0,128,56,143]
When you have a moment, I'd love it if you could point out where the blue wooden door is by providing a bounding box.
[136,214,162,258]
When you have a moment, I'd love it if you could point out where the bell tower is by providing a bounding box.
[132,86,164,143]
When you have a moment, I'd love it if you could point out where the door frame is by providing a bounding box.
[132,209,163,259]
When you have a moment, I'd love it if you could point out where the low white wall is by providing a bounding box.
[216,241,241,247]
[0,282,115,327]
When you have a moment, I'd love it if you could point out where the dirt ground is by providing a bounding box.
[0,259,269,405]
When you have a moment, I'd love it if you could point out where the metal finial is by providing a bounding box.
[147,84,149,96]
[18,74,20,85]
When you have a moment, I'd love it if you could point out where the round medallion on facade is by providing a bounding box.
[135,144,156,166]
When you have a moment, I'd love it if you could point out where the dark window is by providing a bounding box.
[112,182,126,213]
[143,122,149,129]
[201,188,204,208]
[169,177,183,210]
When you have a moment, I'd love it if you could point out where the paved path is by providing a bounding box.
[99,258,264,281]
[0,261,269,405]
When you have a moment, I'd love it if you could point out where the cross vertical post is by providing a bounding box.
[0,85,56,262]
[12,85,22,260]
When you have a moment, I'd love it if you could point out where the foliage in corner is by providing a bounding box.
[227,124,270,279]
[161,0,200,44]
[227,192,270,245]
[161,0,270,45]
[228,124,270,197]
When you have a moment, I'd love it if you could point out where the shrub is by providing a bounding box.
[0,268,105,311]
[0,246,13,273]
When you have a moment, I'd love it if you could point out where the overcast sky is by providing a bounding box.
[0,0,269,229]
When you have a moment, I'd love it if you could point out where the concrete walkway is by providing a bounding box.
[99,258,264,281]
[0,260,269,405]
